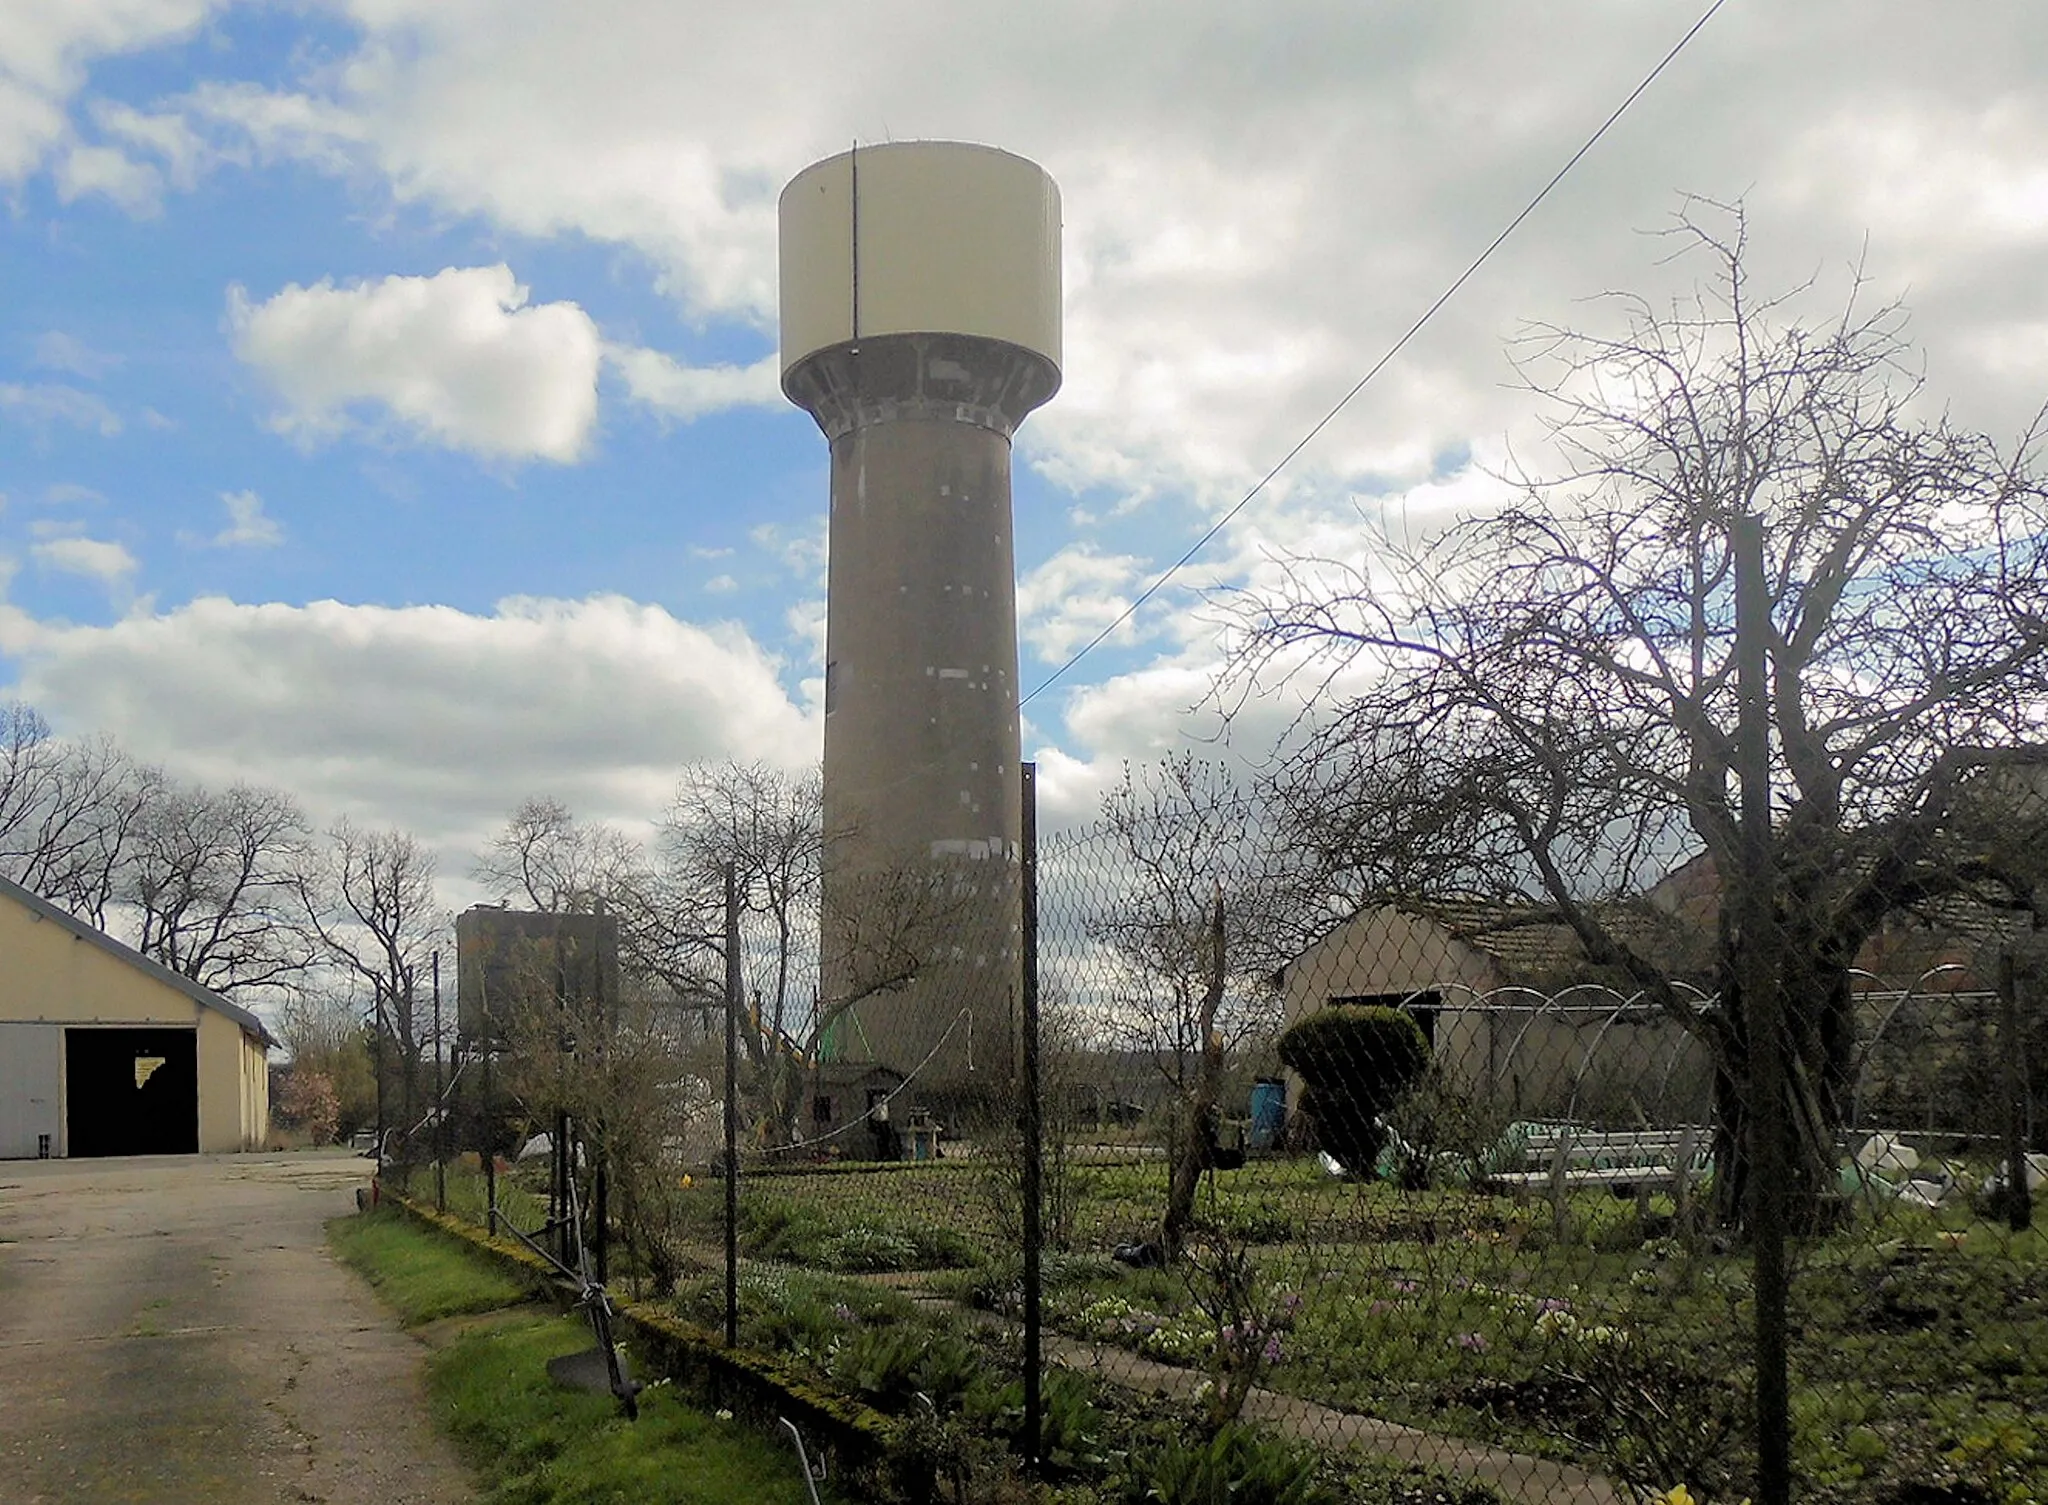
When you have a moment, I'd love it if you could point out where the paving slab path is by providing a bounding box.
[0,1151,474,1505]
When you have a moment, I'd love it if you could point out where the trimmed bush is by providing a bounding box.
[1278,1005,1431,1177]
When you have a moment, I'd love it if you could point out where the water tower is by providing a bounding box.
[780,141,1061,1093]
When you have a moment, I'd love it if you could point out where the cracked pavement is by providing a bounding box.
[0,1151,473,1504]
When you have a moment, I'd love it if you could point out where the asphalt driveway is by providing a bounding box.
[0,1151,474,1504]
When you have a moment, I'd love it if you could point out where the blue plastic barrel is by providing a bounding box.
[1249,1078,1286,1150]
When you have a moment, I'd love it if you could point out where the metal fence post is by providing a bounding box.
[483,1038,498,1237]
[1735,510,1791,1505]
[1021,761,1043,1471]
[2000,949,2034,1233]
[724,859,741,1348]
[373,991,387,1180]
[433,950,446,1213]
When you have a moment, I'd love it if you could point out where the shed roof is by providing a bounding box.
[1420,898,1709,990]
[1285,894,1713,994]
[0,872,275,1047]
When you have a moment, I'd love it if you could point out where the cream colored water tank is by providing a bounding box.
[780,140,1062,386]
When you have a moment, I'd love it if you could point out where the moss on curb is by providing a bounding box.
[384,1192,911,1498]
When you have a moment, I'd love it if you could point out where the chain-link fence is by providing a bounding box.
[402,754,2046,1505]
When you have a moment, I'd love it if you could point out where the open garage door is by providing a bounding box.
[66,1027,199,1157]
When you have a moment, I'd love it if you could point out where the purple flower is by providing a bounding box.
[1262,1333,1285,1366]
[1454,1332,1490,1352]
[1534,1297,1572,1315]
[833,1303,856,1323]
[1281,1292,1304,1316]
[1391,1279,1419,1295]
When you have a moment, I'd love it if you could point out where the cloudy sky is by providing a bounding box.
[3,0,2045,882]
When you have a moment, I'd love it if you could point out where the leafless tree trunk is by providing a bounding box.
[660,763,822,1069]
[1163,887,1228,1255]
[1088,756,1288,1251]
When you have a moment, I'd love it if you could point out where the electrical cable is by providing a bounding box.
[1018,0,1730,709]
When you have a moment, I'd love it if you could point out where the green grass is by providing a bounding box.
[328,1207,536,1325]
[332,1205,840,1505]
[437,1158,550,1234]
[428,1313,845,1505]
[416,1148,2048,1501]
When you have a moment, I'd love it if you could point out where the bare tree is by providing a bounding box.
[1089,756,1288,1252]
[0,703,159,924]
[300,820,447,1137]
[492,940,710,1296]
[473,796,646,913]
[1239,204,2048,1228]
[126,780,314,995]
[661,764,984,1140]
[660,762,822,1067]
[474,796,721,1041]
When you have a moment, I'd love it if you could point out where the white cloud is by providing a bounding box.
[0,593,816,864]
[608,344,780,421]
[0,382,121,436]
[209,489,282,547]
[167,3,2048,506]
[32,331,120,379]
[704,574,738,594]
[30,534,136,585]
[94,98,205,186]
[749,518,826,579]
[227,265,603,463]
[41,482,107,506]
[52,101,209,214]
[54,140,161,213]
[0,0,216,183]
[1015,545,1148,663]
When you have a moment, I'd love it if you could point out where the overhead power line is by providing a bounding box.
[1020,0,1730,709]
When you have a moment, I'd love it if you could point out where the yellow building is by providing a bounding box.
[0,874,272,1158]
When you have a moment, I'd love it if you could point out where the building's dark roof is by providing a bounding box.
[1280,894,1714,993]
[1414,898,1703,989]
[0,872,275,1047]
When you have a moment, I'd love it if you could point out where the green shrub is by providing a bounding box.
[743,1199,981,1273]
[820,1225,921,1272]
[971,1369,1108,1477]
[1278,1005,1431,1178]
[829,1325,987,1414]
[1119,1425,1331,1505]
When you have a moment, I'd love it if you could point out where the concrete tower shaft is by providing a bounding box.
[780,143,1061,1091]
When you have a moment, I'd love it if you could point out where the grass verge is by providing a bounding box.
[431,1313,843,1505]
[329,1206,839,1505]
[329,1207,535,1325]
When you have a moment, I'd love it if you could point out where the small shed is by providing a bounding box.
[807,1062,910,1159]
[1275,898,1713,1122]
[0,874,272,1158]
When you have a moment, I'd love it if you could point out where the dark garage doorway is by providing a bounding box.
[66,1028,199,1157]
